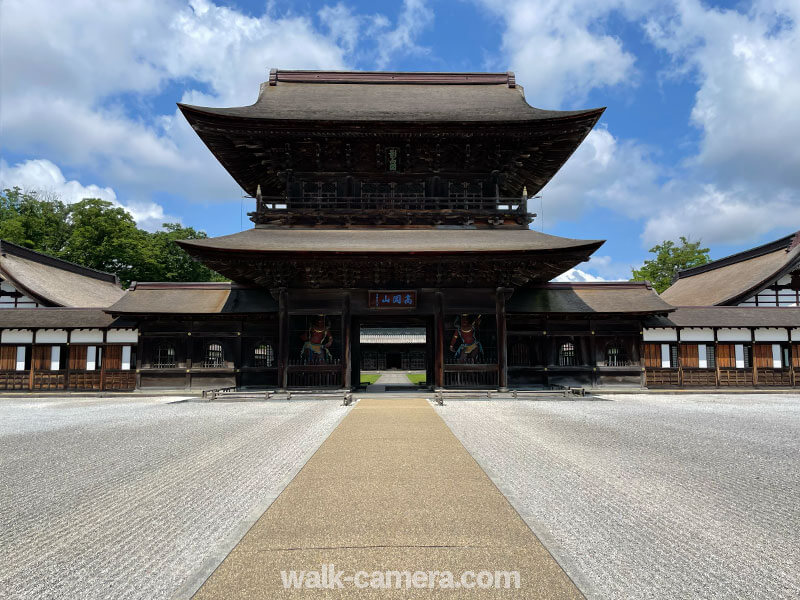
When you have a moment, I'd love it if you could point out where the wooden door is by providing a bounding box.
[753,344,773,369]
[717,344,735,368]
[32,346,50,370]
[104,346,122,370]
[69,345,88,370]
[679,344,699,368]
[0,346,16,370]
[643,343,661,368]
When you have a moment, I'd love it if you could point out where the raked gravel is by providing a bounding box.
[437,393,800,600]
[0,396,348,600]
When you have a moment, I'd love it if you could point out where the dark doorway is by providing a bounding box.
[354,316,432,390]
[386,353,402,369]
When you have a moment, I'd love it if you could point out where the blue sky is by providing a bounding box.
[2,0,799,281]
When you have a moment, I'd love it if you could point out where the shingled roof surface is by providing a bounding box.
[645,306,800,328]
[0,308,118,329]
[661,232,800,306]
[0,241,125,308]
[177,228,604,255]
[179,70,604,123]
[508,282,674,314]
[107,282,278,314]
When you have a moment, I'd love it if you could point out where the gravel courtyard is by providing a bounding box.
[438,394,800,600]
[0,396,348,600]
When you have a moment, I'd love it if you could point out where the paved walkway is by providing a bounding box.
[192,397,580,599]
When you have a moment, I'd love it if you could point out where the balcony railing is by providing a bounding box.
[254,196,528,213]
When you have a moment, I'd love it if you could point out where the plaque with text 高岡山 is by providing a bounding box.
[368,290,417,309]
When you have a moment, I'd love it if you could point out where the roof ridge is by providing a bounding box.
[269,69,516,87]
[676,232,797,279]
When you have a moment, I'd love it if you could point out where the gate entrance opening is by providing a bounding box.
[354,317,432,390]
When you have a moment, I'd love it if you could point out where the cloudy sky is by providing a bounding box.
[1,0,799,281]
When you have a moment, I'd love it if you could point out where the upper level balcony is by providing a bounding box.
[249,195,535,229]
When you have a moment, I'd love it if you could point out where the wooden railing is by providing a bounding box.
[256,196,527,213]
[0,371,30,390]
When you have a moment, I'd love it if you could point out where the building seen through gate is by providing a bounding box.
[1,70,799,392]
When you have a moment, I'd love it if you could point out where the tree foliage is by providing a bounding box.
[0,187,225,286]
[631,236,711,293]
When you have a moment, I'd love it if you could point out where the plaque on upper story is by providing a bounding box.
[369,290,417,309]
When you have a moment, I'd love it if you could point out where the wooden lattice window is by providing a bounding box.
[510,340,531,366]
[558,342,577,366]
[605,342,627,366]
[203,343,225,368]
[254,343,275,367]
[154,343,176,368]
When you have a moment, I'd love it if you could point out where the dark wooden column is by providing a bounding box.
[278,288,289,390]
[434,291,444,388]
[235,323,243,389]
[135,329,143,390]
[185,329,193,390]
[65,330,72,390]
[589,327,597,389]
[341,292,352,390]
[496,288,508,391]
[29,330,36,391]
[99,329,107,391]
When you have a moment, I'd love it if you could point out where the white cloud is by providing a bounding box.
[475,0,649,107]
[488,0,800,250]
[0,0,432,216]
[646,0,800,191]
[0,158,173,231]
[637,0,800,245]
[642,183,800,246]
[537,127,663,224]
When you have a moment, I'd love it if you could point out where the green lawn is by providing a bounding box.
[360,373,381,385]
[406,373,427,385]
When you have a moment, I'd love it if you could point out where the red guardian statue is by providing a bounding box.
[300,315,333,364]
[449,314,483,363]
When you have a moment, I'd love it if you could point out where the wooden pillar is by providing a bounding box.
[676,328,683,388]
[751,327,757,388]
[278,288,289,390]
[29,330,36,391]
[235,324,243,389]
[434,290,444,389]
[185,329,193,390]
[65,330,72,390]
[589,326,597,389]
[714,328,720,388]
[135,330,143,390]
[99,329,107,391]
[341,293,352,390]
[639,322,646,389]
[789,328,795,388]
[496,288,508,391]
[352,316,361,389]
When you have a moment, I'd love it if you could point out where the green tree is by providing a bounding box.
[0,188,227,286]
[145,223,227,282]
[631,236,710,293]
[0,187,70,254]
[60,198,152,285]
